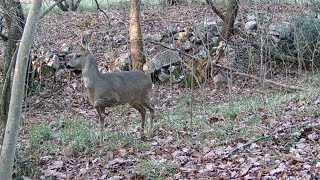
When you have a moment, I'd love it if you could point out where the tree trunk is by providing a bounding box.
[217,0,238,44]
[0,0,25,125]
[53,0,69,11]
[129,0,145,71]
[167,0,179,6]
[0,0,42,179]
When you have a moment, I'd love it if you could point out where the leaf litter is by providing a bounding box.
[1,2,319,179]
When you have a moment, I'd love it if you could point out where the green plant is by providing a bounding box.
[13,153,38,179]
[57,117,99,155]
[138,158,176,179]
[292,14,320,67]
[106,131,151,151]
[27,124,54,154]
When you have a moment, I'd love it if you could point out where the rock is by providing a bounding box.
[112,34,125,42]
[234,20,242,28]
[268,22,293,40]
[110,20,123,28]
[213,73,227,87]
[112,52,131,71]
[148,50,181,73]
[245,21,257,31]
[61,43,71,54]
[46,54,60,69]
[175,31,190,41]
[247,14,256,21]
[211,36,219,45]
[55,68,66,79]
[195,21,220,41]
[152,33,163,41]
[196,49,207,59]
[145,33,163,42]
[158,68,170,82]
[181,41,193,51]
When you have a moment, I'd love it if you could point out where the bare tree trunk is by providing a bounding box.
[0,0,25,125]
[53,0,69,11]
[0,0,42,179]
[217,0,238,44]
[129,0,145,71]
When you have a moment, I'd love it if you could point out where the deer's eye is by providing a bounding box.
[75,54,81,58]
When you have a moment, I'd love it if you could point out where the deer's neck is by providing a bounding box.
[82,55,101,88]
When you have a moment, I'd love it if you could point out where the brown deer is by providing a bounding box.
[66,41,154,145]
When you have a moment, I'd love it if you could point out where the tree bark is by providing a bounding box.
[53,0,69,11]
[0,0,42,179]
[0,0,25,125]
[129,0,145,71]
[217,0,238,44]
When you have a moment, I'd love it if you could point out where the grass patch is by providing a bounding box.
[138,158,176,179]
[14,151,39,179]
[57,117,99,156]
[25,116,151,157]
[27,124,55,155]
[156,75,320,145]
[106,131,151,152]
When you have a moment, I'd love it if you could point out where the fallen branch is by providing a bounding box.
[40,0,66,19]
[149,41,305,91]
[215,64,305,91]
[224,120,319,158]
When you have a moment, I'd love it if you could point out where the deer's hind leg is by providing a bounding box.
[130,103,147,131]
[96,106,105,145]
[141,99,155,139]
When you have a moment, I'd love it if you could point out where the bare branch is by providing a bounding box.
[149,41,305,91]
[93,0,109,19]
[205,0,226,21]
[40,0,66,19]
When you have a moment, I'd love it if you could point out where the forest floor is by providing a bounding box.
[0,1,319,179]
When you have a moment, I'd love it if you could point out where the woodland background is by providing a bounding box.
[0,0,320,179]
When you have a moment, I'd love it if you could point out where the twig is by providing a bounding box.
[149,41,305,91]
[40,0,66,19]
[143,18,192,24]
[224,120,318,158]
[205,0,226,21]
[215,64,305,91]
[93,0,109,19]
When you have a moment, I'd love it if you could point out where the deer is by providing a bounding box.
[66,40,154,145]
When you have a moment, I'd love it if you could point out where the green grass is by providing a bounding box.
[106,131,151,151]
[25,116,151,157]
[27,124,55,154]
[20,73,320,178]
[57,117,100,155]
[155,74,320,145]
[138,158,176,179]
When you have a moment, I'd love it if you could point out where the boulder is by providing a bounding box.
[195,21,220,42]
[147,50,181,73]
[112,52,131,71]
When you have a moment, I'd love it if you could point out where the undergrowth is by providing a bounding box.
[18,74,320,178]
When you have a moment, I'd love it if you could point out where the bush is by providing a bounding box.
[292,14,320,68]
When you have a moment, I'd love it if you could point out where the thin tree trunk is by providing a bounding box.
[0,0,42,179]
[217,0,238,44]
[0,0,25,125]
[129,0,145,71]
